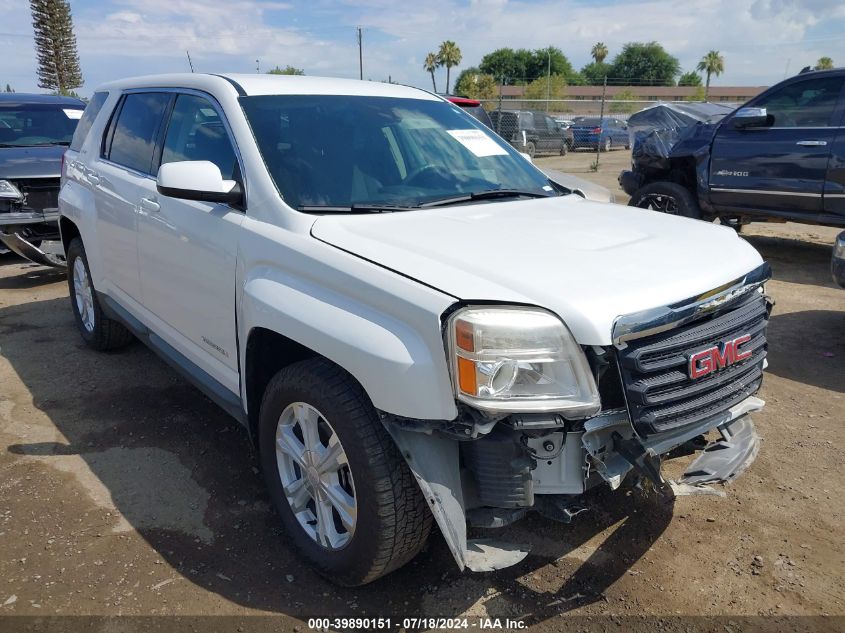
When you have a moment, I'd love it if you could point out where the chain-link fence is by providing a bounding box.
[478,98,656,118]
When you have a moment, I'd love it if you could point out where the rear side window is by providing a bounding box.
[69,91,108,151]
[106,92,170,174]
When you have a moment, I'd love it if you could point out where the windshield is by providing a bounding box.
[0,103,83,147]
[240,95,556,211]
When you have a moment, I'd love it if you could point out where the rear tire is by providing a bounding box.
[259,358,432,586]
[559,141,568,156]
[601,137,612,152]
[628,181,702,220]
[66,238,134,351]
[525,141,536,158]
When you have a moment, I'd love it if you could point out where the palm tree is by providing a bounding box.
[816,56,834,70]
[591,42,608,64]
[437,41,462,93]
[696,50,725,101]
[424,52,439,92]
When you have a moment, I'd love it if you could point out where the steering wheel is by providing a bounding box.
[403,164,452,187]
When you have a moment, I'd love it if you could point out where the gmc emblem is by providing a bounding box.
[688,334,752,379]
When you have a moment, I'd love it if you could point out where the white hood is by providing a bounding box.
[311,196,765,345]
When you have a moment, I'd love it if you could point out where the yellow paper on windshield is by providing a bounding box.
[447,129,508,157]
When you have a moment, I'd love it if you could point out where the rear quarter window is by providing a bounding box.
[69,91,108,151]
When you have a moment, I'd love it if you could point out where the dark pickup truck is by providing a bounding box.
[621,68,845,229]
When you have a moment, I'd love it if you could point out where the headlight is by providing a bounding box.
[446,306,600,416]
[0,180,23,200]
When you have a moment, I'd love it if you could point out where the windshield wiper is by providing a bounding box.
[420,189,553,208]
[298,203,418,214]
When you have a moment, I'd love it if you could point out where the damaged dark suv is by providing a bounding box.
[621,68,845,229]
[0,92,86,266]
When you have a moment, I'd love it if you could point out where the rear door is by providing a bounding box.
[709,74,845,218]
[823,91,845,220]
[94,91,171,302]
[137,91,245,394]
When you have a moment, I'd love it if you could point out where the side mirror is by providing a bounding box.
[157,161,243,207]
[521,130,527,146]
[732,107,770,129]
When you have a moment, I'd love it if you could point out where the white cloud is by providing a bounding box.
[0,0,842,94]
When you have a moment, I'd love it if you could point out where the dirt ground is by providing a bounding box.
[0,148,843,631]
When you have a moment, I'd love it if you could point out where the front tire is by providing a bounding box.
[66,238,134,351]
[524,141,536,158]
[259,358,432,586]
[628,181,702,220]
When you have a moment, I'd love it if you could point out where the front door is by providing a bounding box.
[137,92,245,394]
[709,74,845,219]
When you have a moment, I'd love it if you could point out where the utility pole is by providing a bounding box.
[357,27,363,80]
[186,50,194,73]
[256,59,260,73]
[546,48,551,112]
[595,75,608,166]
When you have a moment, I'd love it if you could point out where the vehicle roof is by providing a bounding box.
[0,93,85,106]
[96,73,441,101]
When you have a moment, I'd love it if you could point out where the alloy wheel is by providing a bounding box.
[275,402,357,550]
[638,193,679,214]
[72,257,95,333]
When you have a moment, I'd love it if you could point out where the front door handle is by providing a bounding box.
[796,140,828,146]
[139,197,160,213]
[86,170,100,186]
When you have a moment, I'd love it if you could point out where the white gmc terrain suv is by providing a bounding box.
[59,74,771,586]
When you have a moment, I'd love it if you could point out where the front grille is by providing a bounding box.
[13,178,59,213]
[617,291,769,436]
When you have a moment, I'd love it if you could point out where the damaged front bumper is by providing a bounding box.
[383,394,763,573]
[0,210,65,267]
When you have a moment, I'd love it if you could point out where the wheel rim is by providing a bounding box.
[637,193,678,214]
[275,402,357,550]
[72,257,95,333]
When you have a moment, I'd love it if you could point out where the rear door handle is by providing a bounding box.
[796,140,827,146]
[139,197,160,213]
[86,170,100,186]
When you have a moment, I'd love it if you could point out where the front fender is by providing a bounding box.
[240,260,459,422]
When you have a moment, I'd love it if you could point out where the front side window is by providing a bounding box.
[107,92,170,174]
[240,95,555,211]
[160,94,238,180]
[752,76,845,127]
[0,101,84,147]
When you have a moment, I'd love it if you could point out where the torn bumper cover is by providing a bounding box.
[0,210,65,268]
[384,395,763,573]
[583,395,763,497]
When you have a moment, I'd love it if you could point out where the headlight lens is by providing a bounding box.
[446,306,600,416]
[0,180,23,200]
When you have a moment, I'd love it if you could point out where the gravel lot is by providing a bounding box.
[0,148,843,631]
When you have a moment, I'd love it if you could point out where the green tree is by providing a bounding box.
[527,47,580,85]
[696,50,724,100]
[609,41,679,86]
[686,85,706,102]
[30,0,83,95]
[678,70,702,86]
[479,48,527,83]
[267,65,304,75]
[609,88,638,113]
[437,41,462,94]
[581,61,612,85]
[591,42,608,64]
[523,74,567,100]
[454,72,497,100]
[816,56,834,70]
[423,52,439,92]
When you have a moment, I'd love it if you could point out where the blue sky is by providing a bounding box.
[1,0,844,96]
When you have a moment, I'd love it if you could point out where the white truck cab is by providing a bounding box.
[59,73,771,586]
